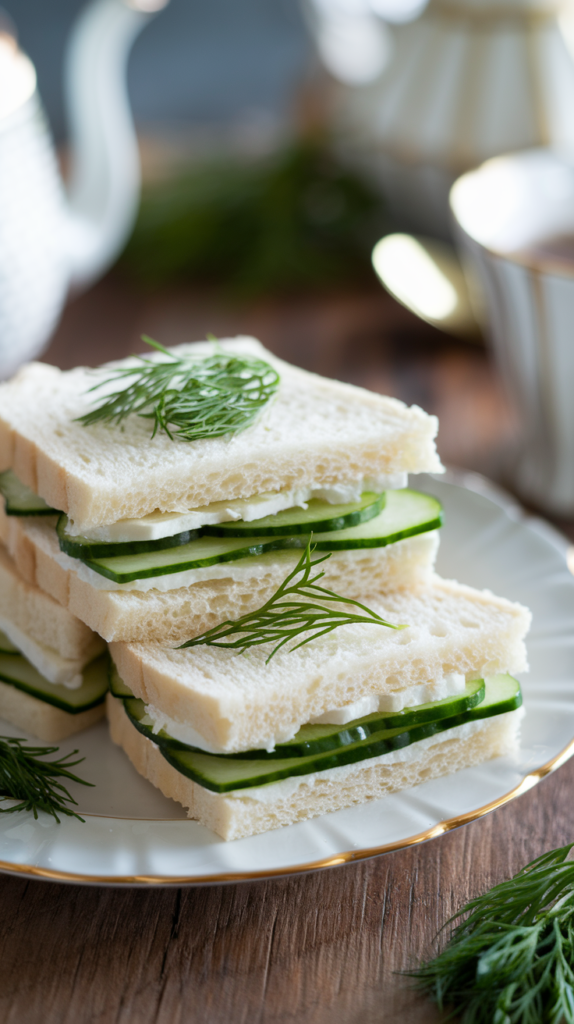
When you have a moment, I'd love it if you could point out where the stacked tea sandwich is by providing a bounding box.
[0,479,107,742]
[0,337,530,838]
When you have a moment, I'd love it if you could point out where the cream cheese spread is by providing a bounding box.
[0,613,100,689]
[143,672,468,755]
[44,541,425,593]
[225,710,524,802]
[66,474,407,541]
[310,673,466,724]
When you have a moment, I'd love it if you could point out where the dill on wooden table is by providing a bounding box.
[410,842,574,1024]
[77,336,280,442]
[0,737,93,823]
[179,540,405,663]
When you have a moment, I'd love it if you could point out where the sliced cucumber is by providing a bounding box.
[311,490,442,549]
[255,678,486,758]
[0,629,19,655]
[205,492,386,537]
[108,659,136,698]
[0,469,58,516]
[83,534,296,583]
[57,493,387,559]
[0,652,109,713]
[122,678,486,759]
[57,514,201,560]
[80,489,443,584]
[465,673,522,721]
[154,675,522,793]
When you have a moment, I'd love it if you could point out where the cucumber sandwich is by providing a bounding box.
[0,338,531,835]
[0,546,106,740]
[0,338,445,642]
[105,571,529,839]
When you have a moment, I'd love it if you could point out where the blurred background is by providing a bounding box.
[4,0,310,142]
[6,0,574,507]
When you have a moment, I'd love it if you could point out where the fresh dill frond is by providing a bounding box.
[76,336,280,442]
[0,736,93,823]
[410,842,574,1024]
[179,539,405,663]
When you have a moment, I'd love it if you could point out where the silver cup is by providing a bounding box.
[451,149,574,516]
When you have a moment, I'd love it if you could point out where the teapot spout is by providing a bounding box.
[64,0,169,292]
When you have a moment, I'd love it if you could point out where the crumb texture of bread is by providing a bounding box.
[0,339,442,531]
[0,543,103,661]
[0,680,105,742]
[110,578,531,752]
[107,695,521,840]
[2,514,439,641]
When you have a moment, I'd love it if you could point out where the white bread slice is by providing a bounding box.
[0,508,440,643]
[0,544,104,684]
[109,578,530,753]
[0,338,443,533]
[107,694,522,840]
[0,679,105,742]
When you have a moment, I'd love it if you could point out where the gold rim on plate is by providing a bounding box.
[1,734,572,887]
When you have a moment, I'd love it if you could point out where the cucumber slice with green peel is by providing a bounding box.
[0,653,109,713]
[80,488,443,583]
[155,675,522,793]
[257,678,486,758]
[122,677,487,759]
[83,533,299,583]
[0,469,58,516]
[108,659,136,698]
[465,673,523,721]
[57,514,202,560]
[205,492,386,537]
[58,492,386,560]
[0,629,19,655]
[312,490,442,549]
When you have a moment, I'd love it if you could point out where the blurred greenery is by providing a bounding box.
[120,140,387,297]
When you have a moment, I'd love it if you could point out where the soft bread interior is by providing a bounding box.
[0,339,442,532]
[1,509,440,642]
[0,543,104,673]
[110,578,531,752]
[0,679,105,742]
[107,694,522,841]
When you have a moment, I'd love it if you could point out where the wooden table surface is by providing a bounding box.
[1,276,572,1024]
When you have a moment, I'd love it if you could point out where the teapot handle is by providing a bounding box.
[64,0,169,292]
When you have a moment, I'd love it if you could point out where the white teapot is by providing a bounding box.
[0,0,168,379]
[328,0,574,237]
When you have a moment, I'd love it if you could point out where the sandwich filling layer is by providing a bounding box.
[108,694,523,840]
[65,474,408,542]
[223,709,524,803]
[30,530,439,593]
[143,672,468,754]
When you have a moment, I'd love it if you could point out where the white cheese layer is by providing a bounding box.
[310,673,466,724]
[45,542,423,593]
[0,613,101,689]
[66,474,407,542]
[143,672,467,754]
[225,709,524,802]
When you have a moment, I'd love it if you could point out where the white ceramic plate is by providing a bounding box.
[1,472,573,886]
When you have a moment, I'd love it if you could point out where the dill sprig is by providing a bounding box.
[179,540,405,663]
[410,842,574,1023]
[76,336,280,442]
[0,736,93,823]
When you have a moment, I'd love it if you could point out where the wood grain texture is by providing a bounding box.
[1,759,573,1024]
[0,274,570,1023]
